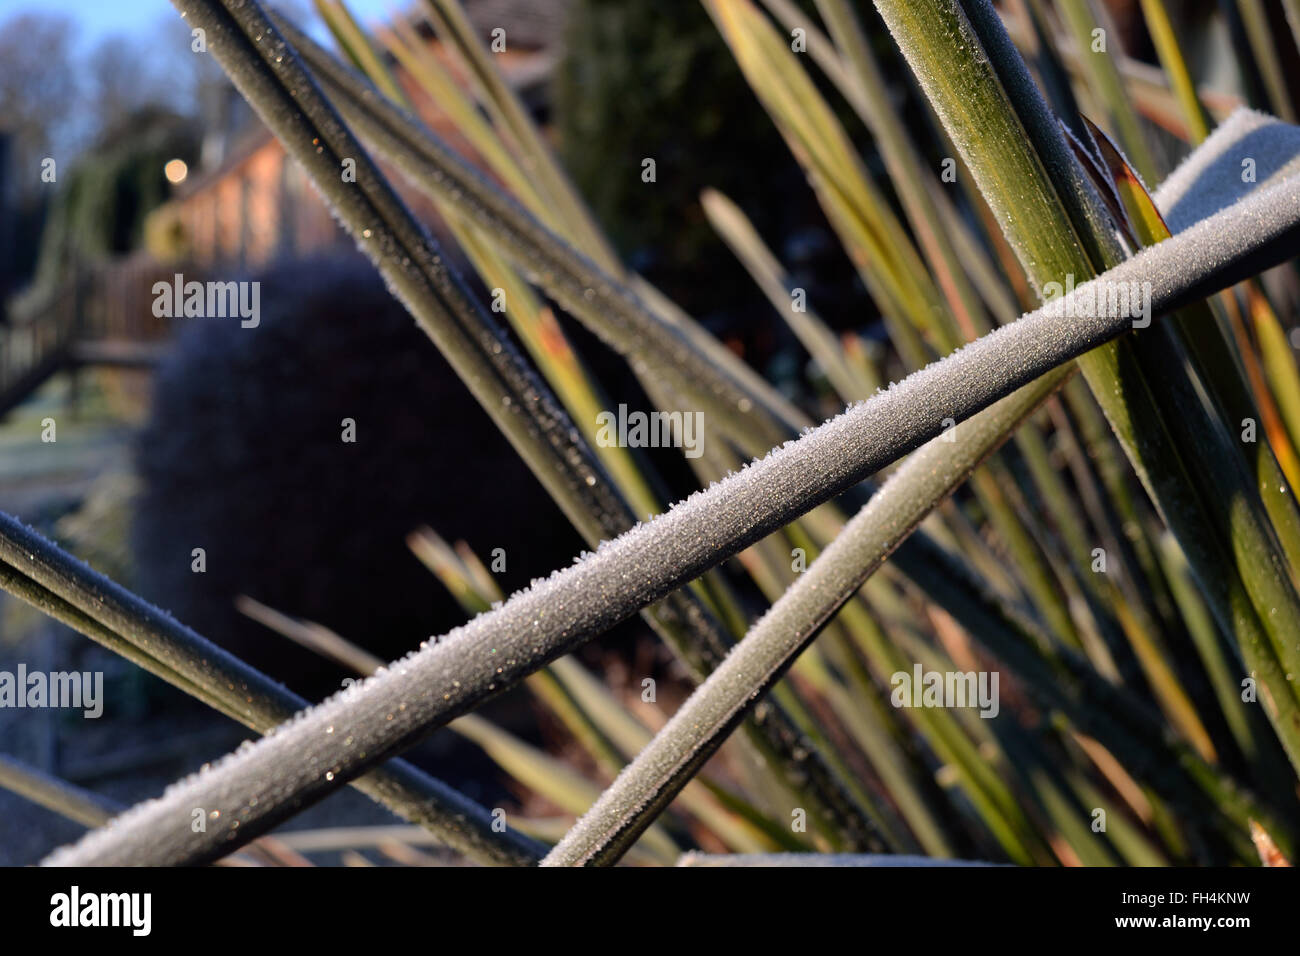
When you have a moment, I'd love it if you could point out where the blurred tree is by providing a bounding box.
[10,109,198,318]
[553,0,894,388]
[85,33,181,136]
[0,13,80,183]
[554,0,812,338]
[0,13,79,302]
[0,12,205,315]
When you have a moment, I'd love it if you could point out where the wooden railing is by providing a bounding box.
[0,257,192,418]
[0,272,83,418]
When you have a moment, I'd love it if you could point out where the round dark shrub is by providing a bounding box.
[132,255,586,697]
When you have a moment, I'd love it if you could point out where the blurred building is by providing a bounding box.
[161,0,570,270]
[1,0,570,417]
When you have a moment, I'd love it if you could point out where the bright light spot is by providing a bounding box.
[164,159,189,184]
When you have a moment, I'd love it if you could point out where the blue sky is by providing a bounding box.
[0,0,398,46]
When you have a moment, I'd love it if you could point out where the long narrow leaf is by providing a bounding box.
[43,175,1300,865]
